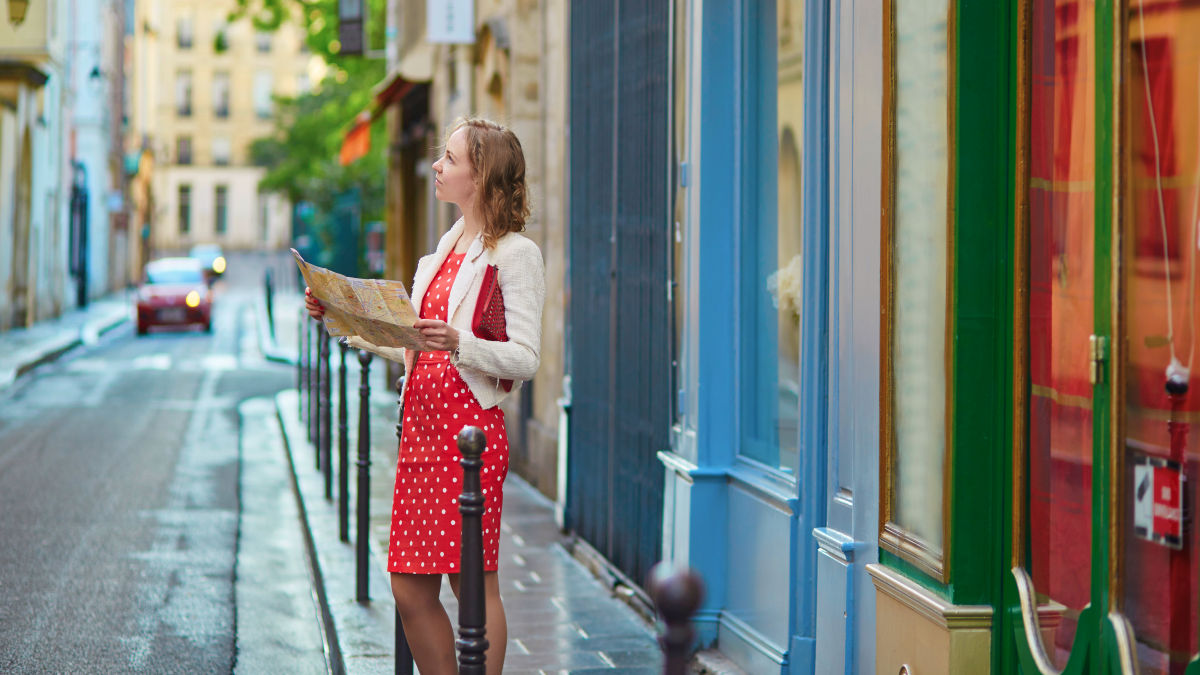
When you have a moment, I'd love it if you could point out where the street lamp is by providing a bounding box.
[7,0,29,26]
[337,0,363,55]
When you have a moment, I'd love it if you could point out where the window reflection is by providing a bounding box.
[672,0,686,420]
[888,0,950,558]
[1027,0,1096,667]
[740,0,804,474]
[773,0,804,474]
[1122,2,1199,671]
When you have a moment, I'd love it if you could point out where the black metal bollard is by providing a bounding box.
[321,331,333,501]
[355,349,373,603]
[264,268,275,338]
[647,563,705,675]
[338,340,350,542]
[309,323,319,449]
[393,375,414,675]
[298,310,307,423]
[395,615,413,675]
[455,426,489,675]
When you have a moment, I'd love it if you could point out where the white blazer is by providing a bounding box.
[347,218,546,410]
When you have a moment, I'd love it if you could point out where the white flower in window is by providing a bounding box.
[767,254,804,321]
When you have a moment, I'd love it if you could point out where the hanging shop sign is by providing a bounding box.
[1133,455,1186,549]
[427,0,474,44]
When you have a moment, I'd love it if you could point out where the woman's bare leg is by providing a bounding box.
[391,573,456,675]
[447,571,508,675]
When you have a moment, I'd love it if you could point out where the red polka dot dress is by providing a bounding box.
[388,250,509,575]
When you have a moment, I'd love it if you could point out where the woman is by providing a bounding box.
[305,117,545,675]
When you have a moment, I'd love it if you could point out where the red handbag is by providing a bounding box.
[471,264,513,391]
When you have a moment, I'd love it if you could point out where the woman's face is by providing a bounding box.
[432,128,477,208]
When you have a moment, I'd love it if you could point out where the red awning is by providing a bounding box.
[338,111,373,166]
[338,68,424,166]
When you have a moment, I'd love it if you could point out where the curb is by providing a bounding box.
[257,292,299,366]
[0,304,129,392]
[275,389,397,675]
[276,397,345,675]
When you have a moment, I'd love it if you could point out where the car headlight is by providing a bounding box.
[212,256,226,274]
[186,290,201,308]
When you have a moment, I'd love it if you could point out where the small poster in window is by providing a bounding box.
[1133,454,1185,550]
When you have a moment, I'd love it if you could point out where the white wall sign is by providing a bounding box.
[427,0,474,44]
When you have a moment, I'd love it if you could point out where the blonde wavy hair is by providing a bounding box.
[444,117,530,249]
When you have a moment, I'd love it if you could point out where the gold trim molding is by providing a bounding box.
[868,564,993,631]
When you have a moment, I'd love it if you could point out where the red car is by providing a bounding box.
[136,257,213,335]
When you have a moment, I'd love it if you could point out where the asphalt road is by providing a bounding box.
[0,253,297,674]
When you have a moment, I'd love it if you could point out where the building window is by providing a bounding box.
[212,137,231,166]
[253,71,274,119]
[880,0,954,581]
[670,0,690,440]
[1022,0,1095,666]
[736,0,805,476]
[175,70,193,117]
[177,16,194,49]
[213,71,230,118]
[178,185,192,234]
[176,136,192,165]
[215,185,228,234]
[256,30,272,52]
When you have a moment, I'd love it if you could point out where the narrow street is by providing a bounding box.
[0,254,295,673]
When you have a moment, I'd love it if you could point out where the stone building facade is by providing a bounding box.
[129,0,322,254]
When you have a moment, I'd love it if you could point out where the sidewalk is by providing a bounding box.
[264,290,667,674]
[0,293,131,392]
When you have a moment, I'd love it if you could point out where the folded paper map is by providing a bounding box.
[291,249,423,350]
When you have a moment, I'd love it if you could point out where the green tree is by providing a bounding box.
[234,0,388,270]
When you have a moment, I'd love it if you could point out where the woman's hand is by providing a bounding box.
[414,319,459,352]
[304,287,325,320]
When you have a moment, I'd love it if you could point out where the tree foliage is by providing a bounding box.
[233,0,388,256]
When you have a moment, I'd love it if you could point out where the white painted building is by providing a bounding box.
[0,0,72,330]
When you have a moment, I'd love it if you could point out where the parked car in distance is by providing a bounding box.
[136,257,213,335]
[189,243,227,284]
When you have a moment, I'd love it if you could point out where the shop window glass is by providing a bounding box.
[881,0,951,574]
[671,0,689,436]
[739,0,804,475]
[1122,3,1200,671]
[1025,0,1096,666]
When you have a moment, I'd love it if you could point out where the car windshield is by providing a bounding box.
[147,268,203,285]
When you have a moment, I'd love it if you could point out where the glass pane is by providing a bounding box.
[1121,3,1199,672]
[889,0,950,554]
[739,0,804,474]
[774,0,804,474]
[671,0,688,431]
[1026,0,1096,667]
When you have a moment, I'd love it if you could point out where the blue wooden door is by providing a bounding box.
[566,0,670,587]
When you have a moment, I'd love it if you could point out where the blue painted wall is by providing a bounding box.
[657,1,836,673]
